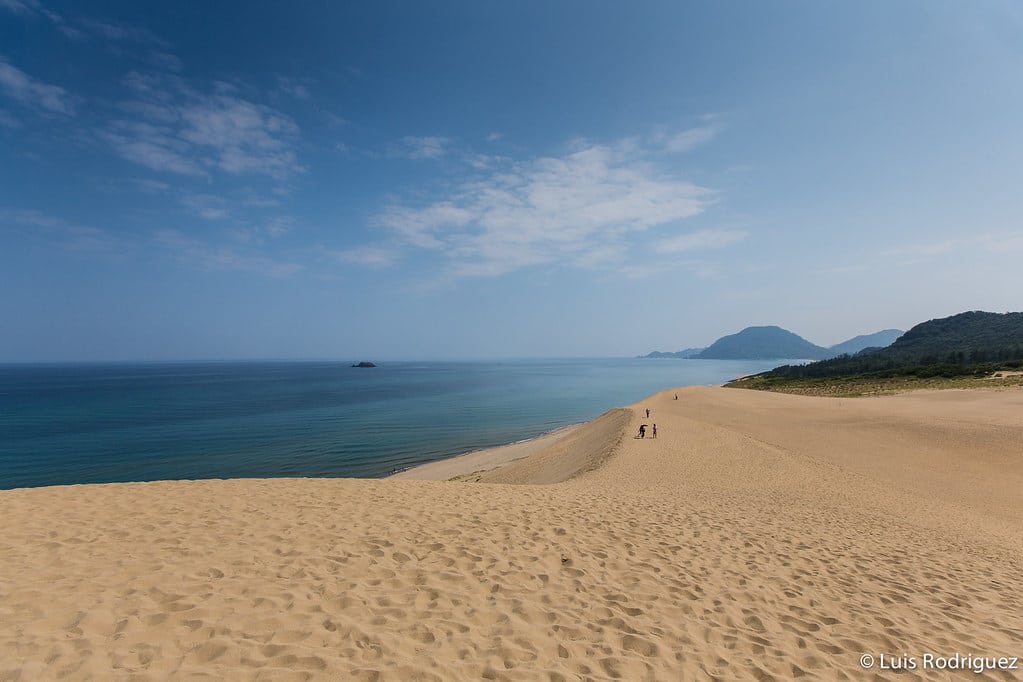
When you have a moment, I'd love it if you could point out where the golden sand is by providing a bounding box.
[1,387,1021,680]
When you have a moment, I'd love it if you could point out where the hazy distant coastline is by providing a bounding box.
[643,326,904,361]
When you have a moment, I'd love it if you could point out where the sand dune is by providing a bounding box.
[1,386,1021,680]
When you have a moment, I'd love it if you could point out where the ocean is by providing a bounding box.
[0,358,785,490]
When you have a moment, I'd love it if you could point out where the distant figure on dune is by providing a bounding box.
[638,424,647,438]
[652,424,657,438]
[645,408,650,418]
[674,393,678,400]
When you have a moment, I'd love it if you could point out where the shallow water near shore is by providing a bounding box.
[0,358,786,489]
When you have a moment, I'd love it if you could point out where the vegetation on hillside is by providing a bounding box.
[762,311,1023,380]
[725,311,1023,396]
[728,364,1023,397]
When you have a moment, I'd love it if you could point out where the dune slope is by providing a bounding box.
[1,387,1021,680]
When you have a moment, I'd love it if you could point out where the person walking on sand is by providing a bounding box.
[638,424,647,438]
[645,408,650,418]
[652,423,657,438]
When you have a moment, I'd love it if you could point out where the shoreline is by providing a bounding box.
[389,374,979,483]
[390,375,743,482]
[388,423,582,481]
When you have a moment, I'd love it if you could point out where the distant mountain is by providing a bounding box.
[765,311,1023,379]
[828,329,903,357]
[695,326,831,360]
[642,348,704,359]
[641,326,904,362]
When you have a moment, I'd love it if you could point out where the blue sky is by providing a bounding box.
[2,1,1022,361]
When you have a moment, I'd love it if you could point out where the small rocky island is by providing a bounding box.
[352,361,377,368]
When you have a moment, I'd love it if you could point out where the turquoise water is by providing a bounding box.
[0,358,783,489]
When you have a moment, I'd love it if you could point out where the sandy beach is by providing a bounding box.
[388,424,582,482]
[2,386,1021,680]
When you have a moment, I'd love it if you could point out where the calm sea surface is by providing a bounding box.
[0,359,786,489]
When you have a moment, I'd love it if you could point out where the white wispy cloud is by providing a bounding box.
[335,245,399,268]
[399,136,450,159]
[994,234,1023,253]
[41,9,84,40]
[372,138,718,277]
[238,189,281,208]
[464,153,508,170]
[72,15,178,60]
[611,253,724,283]
[123,70,172,99]
[276,76,312,100]
[228,217,293,244]
[156,229,302,277]
[103,120,203,176]
[0,207,62,228]
[120,178,170,193]
[377,202,473,249]
[0,0,38,15]
[882,231,1023,262]
[0,108,19,127]
[0,3,135,43]
[181,94,300,177]
[180,194,228,220]
[882,238,959,258]
[263,216,290,238]
[655,229,748,253]
[0,57,75,115]
[79,18,169,47]
[180,95,301,176]
[823,263,868,275]
[662,125,719,153]
[323,111,349,127]
[149,51,183,72]
[104,73,303,178]
[0,208,125,252]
